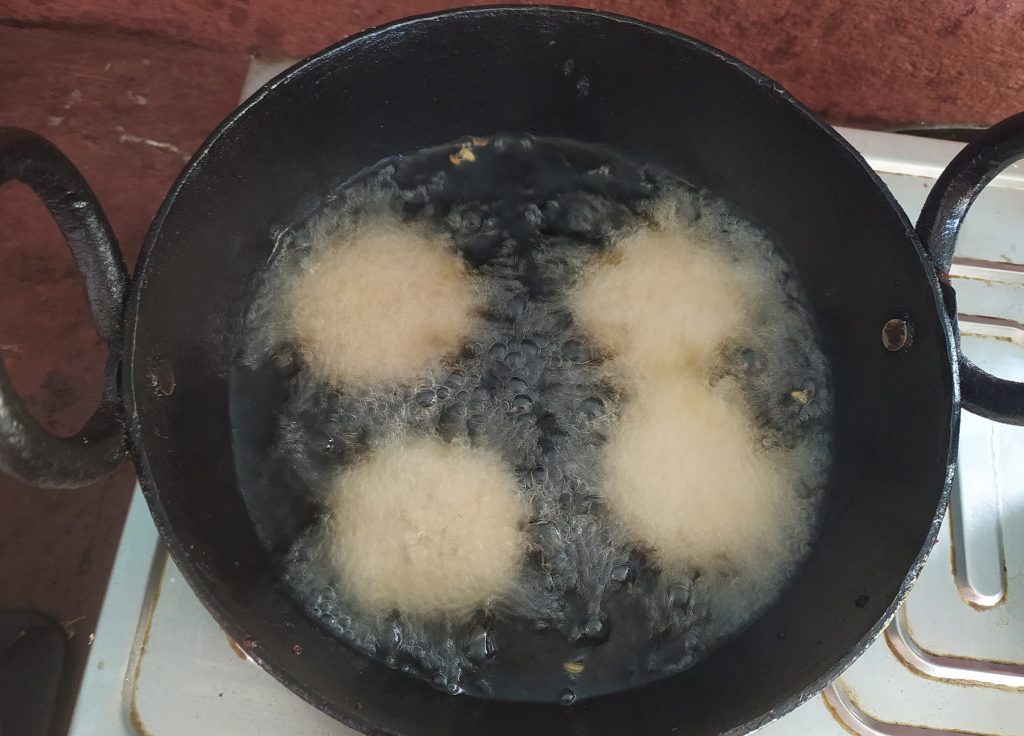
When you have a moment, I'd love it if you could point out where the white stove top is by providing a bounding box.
[68,59,1024,736]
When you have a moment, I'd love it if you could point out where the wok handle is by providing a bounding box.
[0,128,128,487]
[916,112,1024,426]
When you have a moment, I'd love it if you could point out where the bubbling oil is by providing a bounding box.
[231,134,832,703]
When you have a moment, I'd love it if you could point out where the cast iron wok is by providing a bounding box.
[2,6,1023,735]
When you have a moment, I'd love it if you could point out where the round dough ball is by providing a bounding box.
[568,227,765,381]
[600,376,810,579]
[323,436,528,617]
[285,221,481,386]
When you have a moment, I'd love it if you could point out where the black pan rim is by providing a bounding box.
[122,5,960,735]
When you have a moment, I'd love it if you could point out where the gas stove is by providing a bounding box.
[67,58,1024,736]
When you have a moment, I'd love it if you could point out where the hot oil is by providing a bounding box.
[229,134,833,702]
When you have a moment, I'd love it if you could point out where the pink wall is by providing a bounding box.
[4,0,1024,127]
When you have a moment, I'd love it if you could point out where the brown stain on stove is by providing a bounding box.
[952,272,1024,284]
[959,332,1018,346]
[128,563,166,736]
[954,257,1024,273]
[945,493,1009,611]
[820,686,860,736]
[226,632,247,659]
[885,614,1024,694]
[824,682,996,735]
[129,699,153,736]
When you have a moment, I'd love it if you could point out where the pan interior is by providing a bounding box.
[229,132,832,702]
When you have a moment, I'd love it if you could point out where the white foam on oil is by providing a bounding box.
[311,435,529,617]
[600,376,807,572]
[239,135,832,699]
[567,193,830,637]
[569,219,767,382]
[283,218,483,388]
